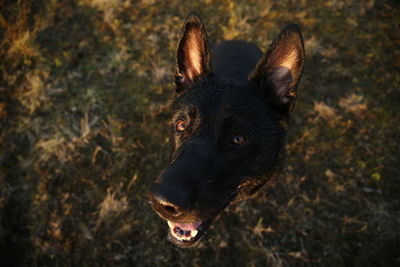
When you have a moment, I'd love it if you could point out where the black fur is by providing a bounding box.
[149,12,305,248]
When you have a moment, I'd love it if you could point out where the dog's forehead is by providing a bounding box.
[173,79,262,117]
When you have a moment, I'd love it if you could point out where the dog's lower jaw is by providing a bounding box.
[168,221,200,241]
[165,190,240,248]
[167,219,208,248]
[168,232,199,248]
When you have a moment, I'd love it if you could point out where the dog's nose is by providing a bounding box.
[150,193,182,217]
[148,183,188,218]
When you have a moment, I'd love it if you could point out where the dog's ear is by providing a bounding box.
[250,24,305,115]
[175,12,212,93]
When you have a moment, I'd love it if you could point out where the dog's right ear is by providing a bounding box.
[250,24,305,116]
[175,13,212,93]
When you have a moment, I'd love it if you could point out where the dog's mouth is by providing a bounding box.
[166,214,220,247]
[166,220,206,247]
[164,190,240,248]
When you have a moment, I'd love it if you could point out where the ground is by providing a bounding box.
[0,0,399,266]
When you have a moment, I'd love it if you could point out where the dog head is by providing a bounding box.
[149,13,304,247]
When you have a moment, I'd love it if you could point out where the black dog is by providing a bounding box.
[148,12,304,248]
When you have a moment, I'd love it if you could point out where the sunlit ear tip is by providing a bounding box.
[280,24,304,43]
[185,12,202,24]
[284,23,302,32]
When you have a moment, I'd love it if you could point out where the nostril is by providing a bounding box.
[148,184,186,218]
[149,193,182,217]
[164,205,177,214]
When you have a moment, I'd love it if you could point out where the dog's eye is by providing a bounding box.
[231,135,246,145]
[175,120,187,132]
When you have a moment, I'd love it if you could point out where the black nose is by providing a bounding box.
[148,183,189,219]
[149,192,182,218]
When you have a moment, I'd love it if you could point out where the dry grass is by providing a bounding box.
[1,0,399,266]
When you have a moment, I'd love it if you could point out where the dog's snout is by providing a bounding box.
[150,192,183,217]
[148,183,189,219]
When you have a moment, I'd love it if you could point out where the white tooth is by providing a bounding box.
[191,229,198,237]
[166,221,199,241]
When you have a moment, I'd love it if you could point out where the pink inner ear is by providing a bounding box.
[278,48,298,71]
[185,30,203,80]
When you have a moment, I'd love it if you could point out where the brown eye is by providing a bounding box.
[175,120,187,132]
[231,135,246,145]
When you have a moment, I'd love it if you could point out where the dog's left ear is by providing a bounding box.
[175,13,212,93]
[250,24,305,115]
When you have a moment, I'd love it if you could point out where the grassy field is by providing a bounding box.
[1,0,399,266]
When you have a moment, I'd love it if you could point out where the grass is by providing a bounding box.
[1,0,399,266]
